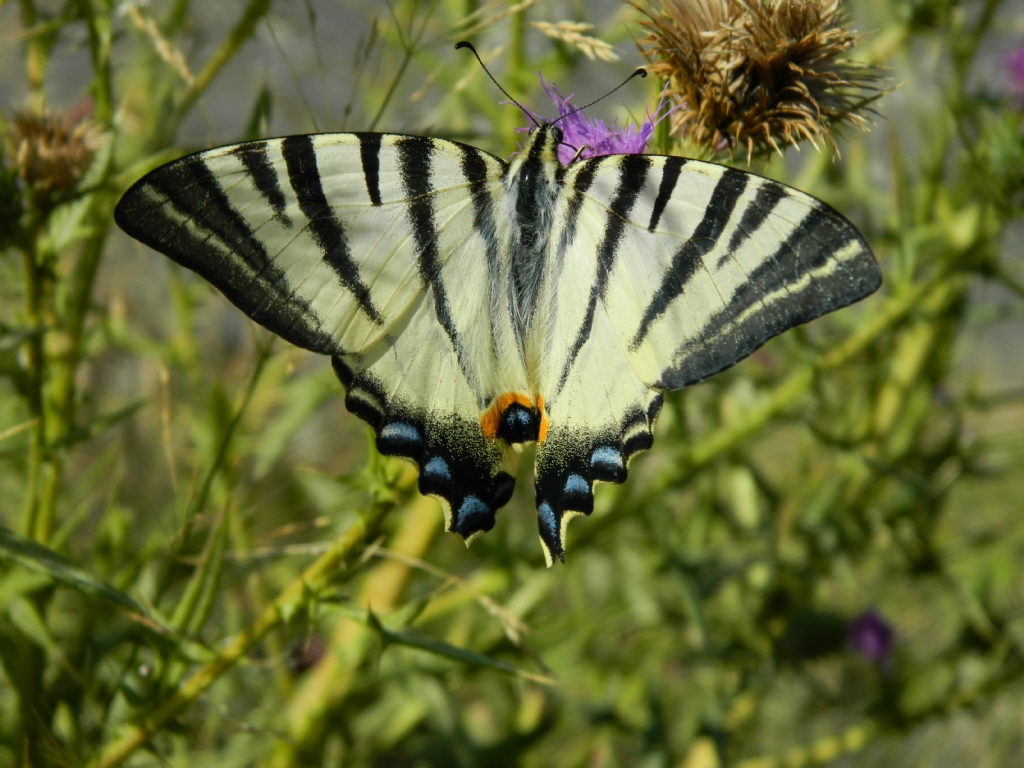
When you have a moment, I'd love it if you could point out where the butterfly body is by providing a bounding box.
[115,122,879,565]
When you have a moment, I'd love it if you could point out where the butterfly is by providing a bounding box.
[114,86,880,565]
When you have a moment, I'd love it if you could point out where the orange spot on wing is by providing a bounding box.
[480,392,533,440]
[536,394,548,444]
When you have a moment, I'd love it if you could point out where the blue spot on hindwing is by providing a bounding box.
[564,474,589,495]
[456,496,492,529]
[590,445,626,482]
[378,421,422,455]
[591,446,622,469]
[537,502,558,539]
[423,456,451,480]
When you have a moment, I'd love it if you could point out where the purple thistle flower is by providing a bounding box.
[848,610,894,668]
[1007,46,1024,102]
[518,75,675,166]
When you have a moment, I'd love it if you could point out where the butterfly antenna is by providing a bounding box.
[455,41,539,127]
[553,69,648,126]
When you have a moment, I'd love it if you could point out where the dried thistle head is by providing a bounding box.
[9,105,101,209]
[633,0,882,160]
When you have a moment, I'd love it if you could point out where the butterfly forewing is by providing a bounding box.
[585,155,880,390]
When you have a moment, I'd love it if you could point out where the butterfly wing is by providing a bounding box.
[115,134,523,539]
[528,153,880,563]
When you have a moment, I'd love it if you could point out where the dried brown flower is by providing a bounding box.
[10,106,101,208]
[633,0,882,160]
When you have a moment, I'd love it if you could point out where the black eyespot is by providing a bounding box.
[496,402,541,444]
[551,126,564,144]
[528,126,537,136]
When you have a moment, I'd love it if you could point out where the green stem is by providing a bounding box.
[102,339,274,747]
[367,0,439,132]
[19,240,45,540]
[32,0,117,542]
[167,340,273,565]
[86,500,394,768]
[18,0,48,113]
[16,232,50,768]
[648,261,962,500]
[80,0,115,125]
[167,0,274,140]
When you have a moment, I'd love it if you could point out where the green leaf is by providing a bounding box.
[41,194,99,256]
[0,325,44,355]
[110,147,185,193]
[0,527,215,665]
[0,568,52,607]
[53,398,148,450]
[365,610,554,685]
[243,82,273,142]
[253,368,335,478]
[5,596,59,655]
[169,507,229,634]
[0,524,143,613]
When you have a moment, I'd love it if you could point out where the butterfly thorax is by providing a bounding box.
[504,124,564,343]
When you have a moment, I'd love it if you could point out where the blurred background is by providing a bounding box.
[1,0,1024,766]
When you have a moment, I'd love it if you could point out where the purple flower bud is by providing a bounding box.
[848,610,894,667]
[286,632,327,675]
[518,75,675,166]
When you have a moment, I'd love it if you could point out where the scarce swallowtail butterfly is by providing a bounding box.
[114,55,881,566]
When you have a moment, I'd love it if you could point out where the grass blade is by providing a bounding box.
[0,524,142,613]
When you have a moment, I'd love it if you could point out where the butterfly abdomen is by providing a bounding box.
[505,125,564,340]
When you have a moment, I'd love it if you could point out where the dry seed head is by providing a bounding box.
[530,21,620,62]
[10,107,102,206]
[633,0,882,160]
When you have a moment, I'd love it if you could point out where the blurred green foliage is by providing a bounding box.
[1,0,1023,766]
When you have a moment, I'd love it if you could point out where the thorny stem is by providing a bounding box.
[642,258,965,503]
[14,6,117,763]
[86,500,395,768]
[19,234,46,541]
[18,0,47,113]
[367,0,439,132]
[15,227,53,768]
[154,339,274,605]
[14,2,55,761]
[166,0,274,141]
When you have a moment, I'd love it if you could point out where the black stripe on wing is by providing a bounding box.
[648,156,687,232]
[232,143,292,227]
[552,160,599,276]
[557,154,651,393]
[355,132,383,206]
[113,144,342,356]
[459,144,505,359]
[332,358,515,539]
[656,204,880,390]
[720,179,787,265]
[631,167,750,349]
[396,137,476,387]
[281,135,385,326]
